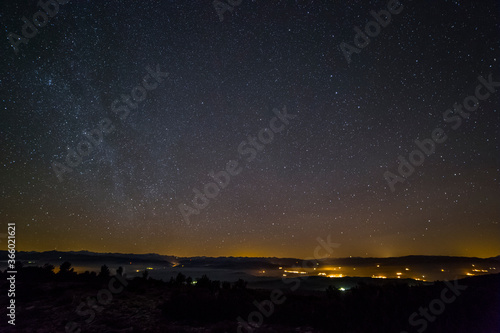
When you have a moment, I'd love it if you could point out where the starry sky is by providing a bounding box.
[1,0,499,259]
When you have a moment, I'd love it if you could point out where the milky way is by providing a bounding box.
[1,0,499,258]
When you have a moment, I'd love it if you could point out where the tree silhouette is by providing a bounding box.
[233,278,247,290]
[98,265,110,278]
[58,261,73,274]
[175,272,186,285]
[196,274,211,289]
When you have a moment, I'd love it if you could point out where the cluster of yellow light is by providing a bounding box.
[466,273,474,276]
[472,269,488,273]
[328,274,343,278]
[414,278,427,281]
[318,272,327,276]
[405,268,410,271]
[283,270,306,274]
[259,270,266,274]
[372,275,386,279]
[396,272,402,275]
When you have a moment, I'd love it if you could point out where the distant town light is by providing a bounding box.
[328,274,343,278]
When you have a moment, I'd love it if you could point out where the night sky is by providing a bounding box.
[1,0,499,259]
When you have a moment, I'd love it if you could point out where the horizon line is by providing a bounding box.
[4,249,500,260]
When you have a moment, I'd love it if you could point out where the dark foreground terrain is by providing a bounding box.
[1,262,499,333]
